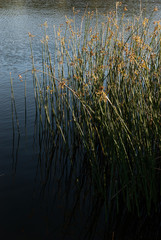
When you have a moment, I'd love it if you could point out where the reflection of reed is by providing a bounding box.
[32,115,106,239]
[12,133,20,174]
[10,73,20,174]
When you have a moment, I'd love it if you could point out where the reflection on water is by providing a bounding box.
[0,0,161,239]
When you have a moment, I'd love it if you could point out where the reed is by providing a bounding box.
[20,6,161,217]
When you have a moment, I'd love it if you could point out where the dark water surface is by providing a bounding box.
[0,1,161,239]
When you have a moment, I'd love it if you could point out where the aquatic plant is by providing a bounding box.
[15,6,161,223]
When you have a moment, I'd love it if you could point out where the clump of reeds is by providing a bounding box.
[24,5,161,216]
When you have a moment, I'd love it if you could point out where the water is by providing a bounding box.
[0,1,161,239]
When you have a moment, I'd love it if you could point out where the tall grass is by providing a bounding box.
[17,6,161,217]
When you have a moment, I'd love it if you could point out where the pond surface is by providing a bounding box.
[0,1,161,239]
